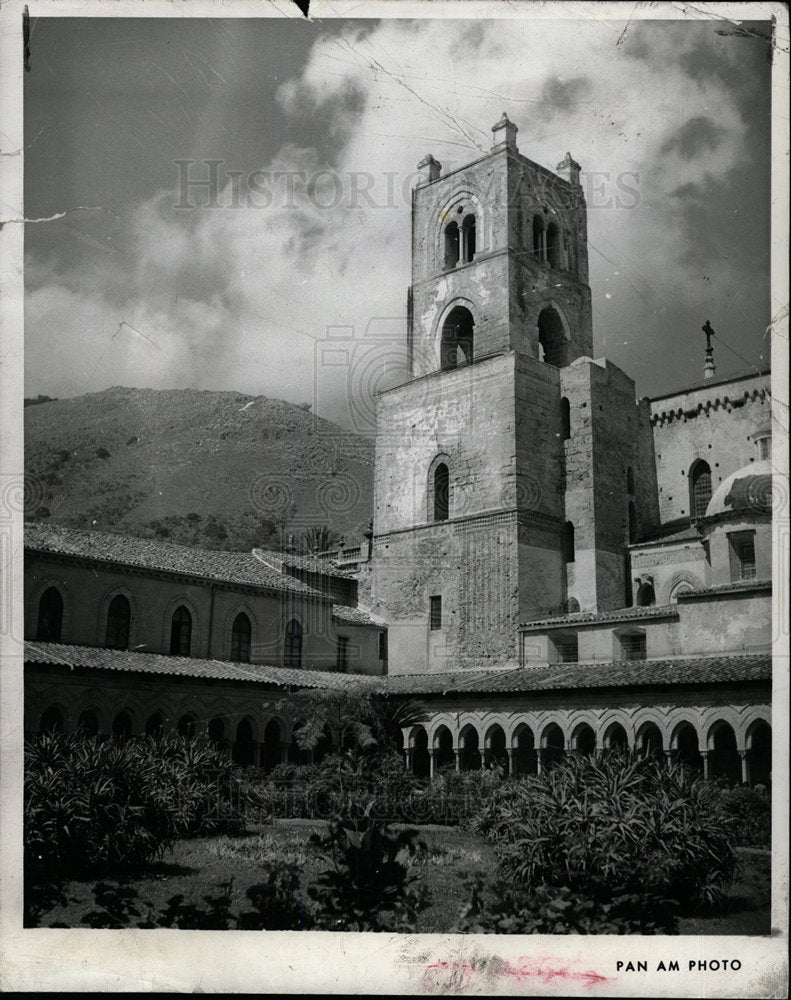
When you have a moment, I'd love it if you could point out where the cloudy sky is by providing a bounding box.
[24,13,773,429]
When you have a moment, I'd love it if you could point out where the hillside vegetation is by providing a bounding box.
[25,386,374,552]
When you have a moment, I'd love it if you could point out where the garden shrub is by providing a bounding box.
[308,801,429,931]
[473,752,739,923]
[455,878,679,935]
[714,786,771,848]
[25,730,242,871]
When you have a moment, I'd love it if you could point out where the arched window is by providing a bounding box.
[444,221,460,270]
[231,612,252,663]
[433,462,449,522]
[105,594,131,649]
[440,306,474,371]
[560,397,571,440]
[546,222,561,269]
[284,619,302,668]
[537,306,567,366]
[532,215,545,261]
[36,586,63,642]
[626,467,635,495]
[562,521,575,564]
[461,214,476,262]
[170,606,192,656]
[628,500,638,543]
[689,460,712,520]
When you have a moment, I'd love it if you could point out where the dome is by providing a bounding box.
[705,459,773,519]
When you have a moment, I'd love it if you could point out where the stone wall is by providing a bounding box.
[649,372,770,526]
[25,553,384,675]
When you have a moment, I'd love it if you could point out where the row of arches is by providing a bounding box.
[35,704,299,773]
[436,303,571,373]
[403,715,771,787]
[33,585,306,667]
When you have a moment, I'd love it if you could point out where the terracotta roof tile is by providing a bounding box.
[24,641,377,690]
[253,548,355,580]
[332,604,385,626]
[519,604,678,631]
[24,523,326,597]
[676,579,772,599]
[380,654,771,695]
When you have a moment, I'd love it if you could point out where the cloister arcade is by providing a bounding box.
[402,708,772,786]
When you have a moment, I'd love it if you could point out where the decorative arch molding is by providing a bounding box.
[482,721,509,748]
[745,714,772,747]
[222,602,259,662]
[75,690,113,734]
[427,715,460,747]
[632,707,672,744]
[669,714,705,749]
[430,188,488,266]
[509,719,537,747]
[36,696,72,733]
[705,715,741,751]
[405,723,428,749]
[110,705,140,737]
[596,709,636,744]
[634,718,666,752]
[665,571,704,604]
[455,713,485,740]
[96,584,138,648]
[161,595,202,657]
[569,720,598,751]
[539,718,568,747]
[27,577,74,642]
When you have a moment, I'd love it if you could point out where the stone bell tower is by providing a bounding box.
[371,116,650,675]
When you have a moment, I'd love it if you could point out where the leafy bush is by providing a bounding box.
[474,752,739,921]
[714,786,771,847]
[25,731,242,871]
[455,877,679,934]
[308,802,429,931]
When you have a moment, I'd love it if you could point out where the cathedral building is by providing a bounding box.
[24,116,773,786]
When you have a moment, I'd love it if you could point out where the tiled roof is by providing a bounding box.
[24,641,377,690]
[379,654,771,695]
[332,604,385,626]
[25,643,770,696]
[253,548,355,580]
[24,523,326,598]
[676,579,772,599]
[519,604,679,631]
[631,526,702,547]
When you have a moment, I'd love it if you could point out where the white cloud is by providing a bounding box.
[26,18,756,420]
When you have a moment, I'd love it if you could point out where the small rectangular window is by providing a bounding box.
[554,634,578,663]
[620,633,646,661]
[737,539,756,579]
[378,631,388,661]
[430,595,442,631]
[336,635,349,673]
[728,530,757,582]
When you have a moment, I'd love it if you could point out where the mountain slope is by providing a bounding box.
[25,386,375,551]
